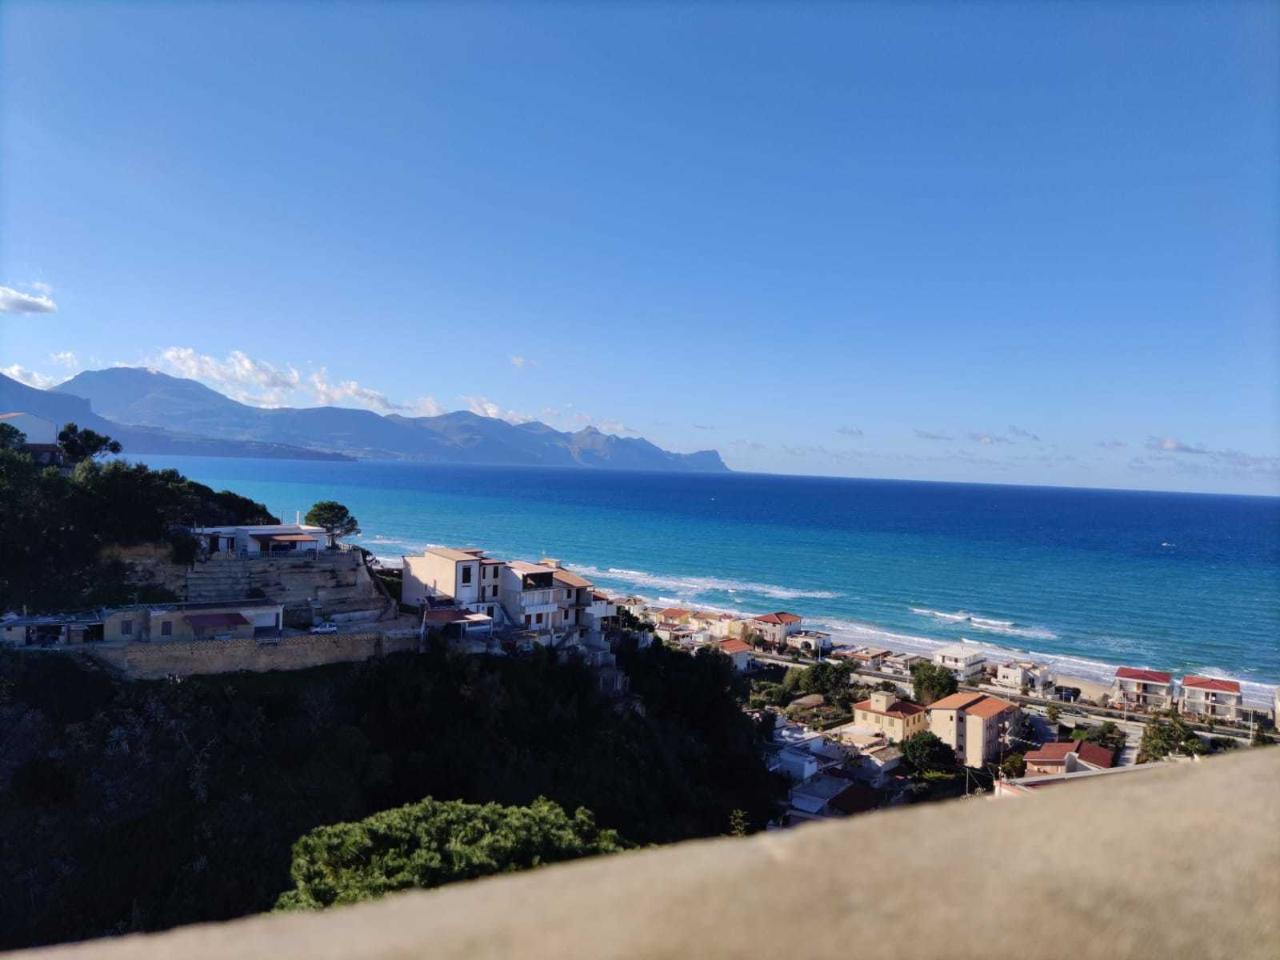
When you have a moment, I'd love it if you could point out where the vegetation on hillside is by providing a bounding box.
[275,795,624,910]
[0,439,276,612]
[0,640,781,949]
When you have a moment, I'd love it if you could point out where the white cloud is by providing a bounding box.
[968,431,1013,446]
[914,429,952,441]
[309,370,408,413]
[1146,436,1209,455]
[462,395,532,424]
[510,355,533,369]
[1007,425,1040,442]
[152,347,301,405]
[0,285,57,313]
[1,364,58,389]
[49,351,79,369]
[836,426,863,438]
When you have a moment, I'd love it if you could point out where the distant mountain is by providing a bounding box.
[0,373,352,461]
[50,367,729,471]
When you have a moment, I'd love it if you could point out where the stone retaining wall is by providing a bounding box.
[82,632,420,680]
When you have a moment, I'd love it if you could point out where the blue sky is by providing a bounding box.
[1,1,1276,494]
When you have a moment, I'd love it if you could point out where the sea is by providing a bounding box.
[136,457,1280,705]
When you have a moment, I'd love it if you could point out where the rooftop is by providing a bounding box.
[754,611,802,625]
[853,698,925,720]
[1181,675,1241,694]
[552,570,593,589]
[932,643,986,661]
[719,638,752,655]
[1115,667,1172,684]
[927,692,1015,718]
[427,547,488,563]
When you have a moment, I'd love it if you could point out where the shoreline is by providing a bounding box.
[372,545,1278,708]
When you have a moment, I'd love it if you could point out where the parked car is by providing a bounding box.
[310,621,339,634]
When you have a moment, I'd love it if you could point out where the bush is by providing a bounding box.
[275,796,623,910]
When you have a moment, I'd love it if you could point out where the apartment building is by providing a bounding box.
[401,547,505,619]
[1111,667,1175,712]
[928,692,1019,768]
[1179,675,1243,722]
[750,611,804,646]
[852,690,928,742]
[931,643,987,682]
[995,660,1053,696]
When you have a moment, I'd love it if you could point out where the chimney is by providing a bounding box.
[871,690,895,712]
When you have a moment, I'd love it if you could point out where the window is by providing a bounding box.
[161,621,173,637]
[535,613,543,625]
[524,614,531,626]
[121,619,133,636]
[461,566,473,585]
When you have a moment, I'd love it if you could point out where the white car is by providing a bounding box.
[310,621,339,634]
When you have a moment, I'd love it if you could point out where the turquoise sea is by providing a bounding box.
[139,457,1280,704]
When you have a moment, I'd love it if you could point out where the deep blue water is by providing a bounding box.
[138,457,1280,701]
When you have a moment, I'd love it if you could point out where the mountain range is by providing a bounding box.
[1,367,727,472]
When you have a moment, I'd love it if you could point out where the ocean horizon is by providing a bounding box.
[137,456,1280,705]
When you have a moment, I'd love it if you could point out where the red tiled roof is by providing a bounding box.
[1024,740,1116,769]
[967,696,1017,720]
[1181,675,1241,694]
[754,611,802,625]
[854,698,925,720]
[720,639,752,655]
[658,607,690,619]
[1024,742,1076,763]
[928,692,987,712]
[1115,667,1172,684]
[1074,741,1116,769]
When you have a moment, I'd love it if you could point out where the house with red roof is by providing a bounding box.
[853,690,928,741]
[1111,667,1175,712]
[749,611,804,647]
[1179,675,1243,722]
[1023,740,1116,777]
[927,692,1020,768]
[718,637,754,672]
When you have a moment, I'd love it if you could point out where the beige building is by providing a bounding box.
[102,600,284,643]
[1179,675,1243,722]
[852,690,928,742]
[749,611,803,646]
[928,692,1018,768]
[401,547,504,619]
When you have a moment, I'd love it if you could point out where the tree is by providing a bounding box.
[304,500,360,547]
[0,423,26,450]
[1000,752,1026,779]
[728,809,748,837]
[1046,703,1061,724]
[275,795,624,910]
[1006,710,1040,750]
[910,661,958,706]
[56,423,121,464]
[1137,711,1204,763]
[901,731,956,776]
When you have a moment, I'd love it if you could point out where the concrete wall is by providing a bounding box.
[82,632,419,680]
[12,743,1277,960]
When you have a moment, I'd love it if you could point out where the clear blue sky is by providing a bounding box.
[2,1,1276,494]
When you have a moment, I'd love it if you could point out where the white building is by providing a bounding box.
[719,637,753,671]
[931,643,987,681]
[749,611,804,646]
[1179,675,1243,722]
[401,547,505,619]
[995,660,1053,695]
[1111,667,1175,712]
[192,523,324,557]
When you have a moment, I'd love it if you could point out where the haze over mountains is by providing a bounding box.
[4,367,727,472]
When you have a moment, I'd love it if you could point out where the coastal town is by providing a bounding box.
[4,498,1275,828]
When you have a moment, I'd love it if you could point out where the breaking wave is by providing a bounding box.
[910,607,1058,641]
[569,564,840,602]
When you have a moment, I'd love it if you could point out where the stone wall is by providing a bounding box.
[82,631,420,680]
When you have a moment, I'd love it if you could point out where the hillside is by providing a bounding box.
[0,373,351,461]
[54,367,729,471]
